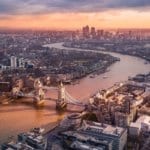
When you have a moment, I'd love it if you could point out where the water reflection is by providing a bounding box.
[0,43,150,143]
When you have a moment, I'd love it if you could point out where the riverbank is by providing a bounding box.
[45,73,150,150]
[43,45,120,84]
[0,42,150,145]
[2,72,150,149]
[63,41,150,62]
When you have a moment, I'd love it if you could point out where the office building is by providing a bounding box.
[91,27,96,38]
[10,56,17,68]
[78,120,127,150]
[18,58,24,68]
[82,25,90,38]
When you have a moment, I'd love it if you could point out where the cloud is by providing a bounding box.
[0,0,150,15]
[106,0,150,8]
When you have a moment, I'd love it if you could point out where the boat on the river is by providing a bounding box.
[103,76,108,79]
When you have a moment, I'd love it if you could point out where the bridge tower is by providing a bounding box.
[33,79,45,106]
[56,82,67,110]
[12,87,21,98]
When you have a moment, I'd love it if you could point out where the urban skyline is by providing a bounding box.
[0,1,150,150]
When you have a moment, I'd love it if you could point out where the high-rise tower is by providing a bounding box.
[10,56,17,68]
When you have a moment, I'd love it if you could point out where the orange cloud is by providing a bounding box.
[0,10,150,30]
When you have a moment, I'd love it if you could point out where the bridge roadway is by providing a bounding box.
[13,85,86,107]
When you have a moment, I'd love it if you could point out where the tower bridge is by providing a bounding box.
[11,79,86,110]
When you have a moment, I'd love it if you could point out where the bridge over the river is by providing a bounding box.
[11,79,86,110]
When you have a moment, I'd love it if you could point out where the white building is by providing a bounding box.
[136,115,150,132]
[129,122,141,137]
[79,120,127,150]
[18,58,24,68]
[10,56,17,68]
[129,115,150,137]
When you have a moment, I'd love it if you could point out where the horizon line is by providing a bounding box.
[0,27,150,32]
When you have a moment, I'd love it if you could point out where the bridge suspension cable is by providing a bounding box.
[65,90,85,106]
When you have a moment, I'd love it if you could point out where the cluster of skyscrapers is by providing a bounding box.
[82,25,104,38]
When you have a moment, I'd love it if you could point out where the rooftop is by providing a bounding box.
[137,115,150,125]
[79,120,126,137]
[61,130,111,145]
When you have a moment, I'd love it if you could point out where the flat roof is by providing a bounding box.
[80,120,126,137]
[61,130,111,145]
[137,115,150,125]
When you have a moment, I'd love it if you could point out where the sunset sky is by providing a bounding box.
[0,0,150,30]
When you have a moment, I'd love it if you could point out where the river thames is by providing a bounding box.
[0,43,150,143]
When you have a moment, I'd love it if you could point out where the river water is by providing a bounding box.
[0,43,150,144]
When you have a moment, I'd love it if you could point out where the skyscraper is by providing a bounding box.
[18,58,24,68]
[97,30,104,38]
[82,25,90,38]
[10,56,17,68]
[91,27,96,38]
